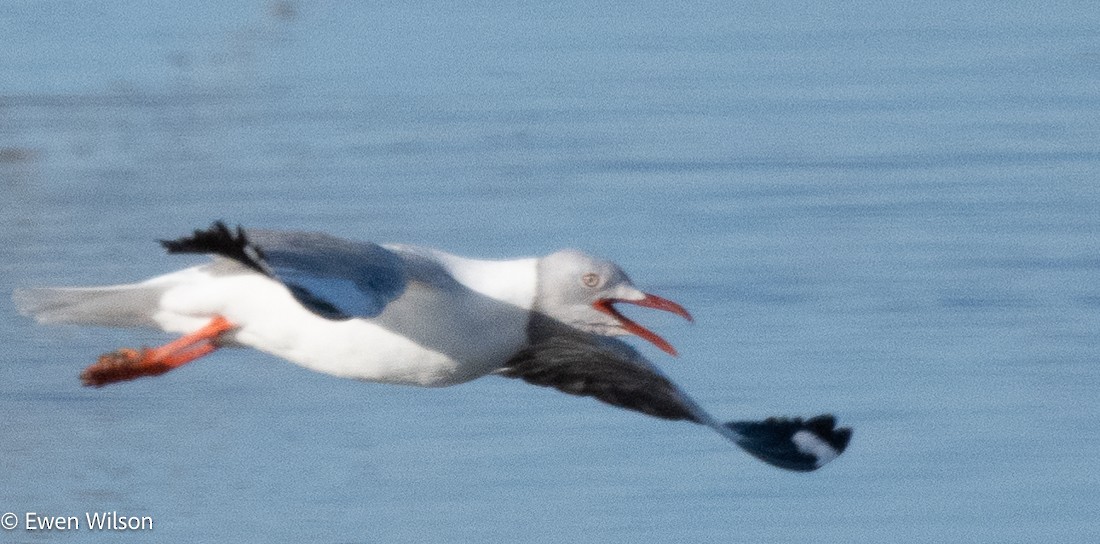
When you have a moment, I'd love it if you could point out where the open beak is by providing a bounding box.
[593,293,693,356]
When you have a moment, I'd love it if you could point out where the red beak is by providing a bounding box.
[592,293,693,356]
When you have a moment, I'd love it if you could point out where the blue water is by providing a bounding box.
[2,1,1099,542]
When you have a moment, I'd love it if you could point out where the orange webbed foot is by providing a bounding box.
[81,348,173,387]
[80,316,235,387]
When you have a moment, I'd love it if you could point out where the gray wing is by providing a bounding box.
[498,325,853,472]
[498,330,705,422]
[161,222,407,319]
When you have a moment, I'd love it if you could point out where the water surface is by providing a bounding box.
[2,1,1099,542]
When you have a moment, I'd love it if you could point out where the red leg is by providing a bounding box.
[81,316,235,387]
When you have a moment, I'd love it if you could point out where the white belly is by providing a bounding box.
[153,272,529,387]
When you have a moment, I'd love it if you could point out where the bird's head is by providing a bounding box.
[534,249,693,355]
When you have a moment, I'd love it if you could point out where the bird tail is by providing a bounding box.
[13,284,164,328]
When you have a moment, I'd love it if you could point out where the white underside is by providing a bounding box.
[144,258,536,387]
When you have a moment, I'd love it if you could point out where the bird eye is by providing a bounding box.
[581,273,601,288]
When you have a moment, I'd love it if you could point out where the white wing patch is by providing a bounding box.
[792,429,842,468]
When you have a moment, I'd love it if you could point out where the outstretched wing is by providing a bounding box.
[498,328,852,472]
[498,332,702,422]
[161,221,406,320]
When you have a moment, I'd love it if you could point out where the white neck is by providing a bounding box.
[424,251,539,312]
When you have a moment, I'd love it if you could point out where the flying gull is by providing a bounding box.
[14,222,851,472]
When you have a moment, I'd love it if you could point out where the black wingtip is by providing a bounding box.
[160,221,270,275]
[725,414,852,472]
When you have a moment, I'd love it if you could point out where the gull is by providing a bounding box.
[14,222,851,471]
